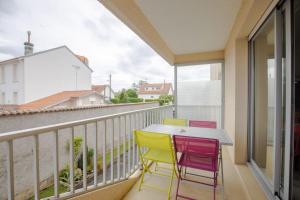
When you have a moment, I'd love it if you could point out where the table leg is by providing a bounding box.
[221,145,224,200]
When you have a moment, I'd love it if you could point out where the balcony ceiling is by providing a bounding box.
[100,0,242,64]
[136,0,241,55]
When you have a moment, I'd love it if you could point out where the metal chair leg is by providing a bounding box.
[168,168,175,200]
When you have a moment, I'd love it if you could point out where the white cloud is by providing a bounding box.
[0,0,173,91]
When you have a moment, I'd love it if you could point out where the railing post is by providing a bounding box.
[102,120,107,184]
[132,114,136,168]
[94,122,98,186]
[69,127,74,193]
[135,113,140,166]
[110,119,114,182]
[53,130,59,198]
[83,125,87,190]
[7,140,14,200]
[117,117,121,180]
[33,135,40,200]
[128,115,132,174]
[123,116,126,178]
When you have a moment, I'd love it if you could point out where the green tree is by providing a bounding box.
[159,95,173,105]
[118,90,128,103]
[126,88,138,98]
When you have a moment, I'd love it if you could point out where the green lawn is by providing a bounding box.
[28,139,133,200]
[28,184,68,200]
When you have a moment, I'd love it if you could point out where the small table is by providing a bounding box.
[142,124,233,199]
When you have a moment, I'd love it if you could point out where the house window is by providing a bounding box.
[13,64,18,82]
[0,66,5,83]
[1,92,5,104]
[13,92,18,104]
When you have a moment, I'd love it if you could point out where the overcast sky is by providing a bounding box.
[0,0,177,91]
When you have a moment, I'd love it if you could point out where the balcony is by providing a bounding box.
[0,104,267,200]
[0,0,284,199]
[0,105,174,200]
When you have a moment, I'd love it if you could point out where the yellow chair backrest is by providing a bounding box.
[134,130,172,151]
[162,118,187,126]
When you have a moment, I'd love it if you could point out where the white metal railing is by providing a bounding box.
[0,105,173,200]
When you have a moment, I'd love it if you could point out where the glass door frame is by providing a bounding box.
[248,0,292,199]
[173,61,225,129]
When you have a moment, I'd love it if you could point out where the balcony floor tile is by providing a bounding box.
[124,147,263,200]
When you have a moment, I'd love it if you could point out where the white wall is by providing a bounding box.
[138,94,160,99]
[23,47,92,103]
[76,93,104,106]
[0,60,25,104]
[104,86,114,100]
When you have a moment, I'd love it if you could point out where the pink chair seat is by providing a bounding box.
[189,120,217,129]
[178,152,217,172]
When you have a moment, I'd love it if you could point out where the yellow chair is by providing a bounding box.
[134,130,176,200]
[162,118,187,126]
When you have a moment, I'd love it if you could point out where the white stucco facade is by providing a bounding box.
[138,94,161,99]
[0,60,25,104]
[0,46,92,104]
[53,93,104,108]
[103,86,115,100]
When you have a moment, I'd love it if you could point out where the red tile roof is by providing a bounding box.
[76,54,89,65]
[19,90,95,110]
[92,85,107,93]
[138,83,173,95]
[0,102,157,116]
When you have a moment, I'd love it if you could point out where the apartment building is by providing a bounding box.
[0,35,92,104]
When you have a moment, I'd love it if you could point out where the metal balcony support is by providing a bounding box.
[33,135,40,200]
[7,140,14,200]
[174,65,178,118]
[70,127,75,193]
[102,120,107,184]
[83,124,87,190]
[94,122,98,186]
[53,130,59,198]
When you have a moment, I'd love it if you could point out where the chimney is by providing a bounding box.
[24,31,34,56]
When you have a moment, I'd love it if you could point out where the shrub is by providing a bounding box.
[111,98,119,104]
[127,97,143,103]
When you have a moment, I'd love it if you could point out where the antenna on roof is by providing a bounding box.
[27,31,31,43]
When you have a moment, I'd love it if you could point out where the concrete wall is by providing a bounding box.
[0,102,158,200]
[224,0,274,163]
[23,46,92,103]
[0,60,25,104]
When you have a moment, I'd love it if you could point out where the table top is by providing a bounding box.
[142,124,233,146]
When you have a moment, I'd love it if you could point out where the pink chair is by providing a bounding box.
[188,120,223,186]
[189,120,217,129]
[173,135,219,200]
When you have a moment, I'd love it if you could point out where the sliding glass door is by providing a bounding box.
[249,2,291,199]
[251,13,276,185]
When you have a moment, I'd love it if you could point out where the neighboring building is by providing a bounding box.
[0,34,92,105]
[92,84,115,101]
[138,83,173,99]
[19,90,104,110]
